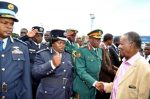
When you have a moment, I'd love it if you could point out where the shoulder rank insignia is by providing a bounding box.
[76,52,81,57]
[12,46,23,54]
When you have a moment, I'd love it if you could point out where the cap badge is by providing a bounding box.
[40,28,43,32]
[64,32,67,36]
[8,4,14,10]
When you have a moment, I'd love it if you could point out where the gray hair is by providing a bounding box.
[124,31,141,49]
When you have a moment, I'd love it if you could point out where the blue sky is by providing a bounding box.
[5,0,150,36]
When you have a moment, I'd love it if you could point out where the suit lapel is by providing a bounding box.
[118,64,136,85]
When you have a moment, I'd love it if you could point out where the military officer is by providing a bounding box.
[20,26,48,99]
[73,29,103,99]
[65,29,79,98]
[32,29,73,99]
[21,26,48,66]
[0,1,32,99]
[43,31,51,47]
[65,29,79,55]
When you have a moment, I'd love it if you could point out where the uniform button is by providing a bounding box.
[64,70,66,72]
[46,72,49,75]
[18,58,20,60]
[62,62,65,64]
[63,86,66,89]
[1,54,5,57]
[1,68,5,71]
[2,96,5,99]
[45,91,47,93]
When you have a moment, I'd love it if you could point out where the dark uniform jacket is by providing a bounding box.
[0,37,32,99]
[32,48,73,99]
[20,35,48,99]
[25,40,47,66]
[20,35,48,67]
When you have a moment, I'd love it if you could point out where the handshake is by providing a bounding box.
[95,81,104,92]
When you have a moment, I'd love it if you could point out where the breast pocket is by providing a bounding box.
[38,86,54,99]
[85,56,100,73]
[128,87,138,99]
[12,54,25,70]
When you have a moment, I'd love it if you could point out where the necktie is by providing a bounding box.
[116,47,119,54]
[0,40,3,52]
[95,48,98,55]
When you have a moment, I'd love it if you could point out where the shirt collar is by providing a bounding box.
[122,52,141,66]
[33,41,39,45]
[3,38,8,49]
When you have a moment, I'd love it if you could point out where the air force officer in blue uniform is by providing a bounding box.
[0,1,32,99]
[32,29,73,99]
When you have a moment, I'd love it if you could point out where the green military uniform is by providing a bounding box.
[73,44,102,99]
[65,41,79,55]
[65,30,79,83]
[73,29,103,99]
[65,29,79,61]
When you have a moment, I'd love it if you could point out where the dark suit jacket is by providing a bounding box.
[109,45,122,67]
[96,48,116,99]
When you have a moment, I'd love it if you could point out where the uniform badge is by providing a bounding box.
[40,27,44,32]
[76,52,81,57]
[72,50,76,57]
[12,46,23,54]
[64,32,67,36]
[8,4,14,10]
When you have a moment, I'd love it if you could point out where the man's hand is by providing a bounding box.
[27,29,38,38]
[52,52,61,68]
[95,81,104,92]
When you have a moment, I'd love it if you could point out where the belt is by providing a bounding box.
[0,82,16,92]
[41,77,68,86]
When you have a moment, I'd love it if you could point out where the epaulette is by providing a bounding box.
[13,38,27,46]
[36,48,49,53]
